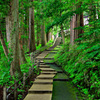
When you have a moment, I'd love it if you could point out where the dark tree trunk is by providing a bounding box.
[37,22,41,46]
[41,24,47,46]
[29,0,36,53]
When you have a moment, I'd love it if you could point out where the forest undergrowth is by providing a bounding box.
[54,39,100,100]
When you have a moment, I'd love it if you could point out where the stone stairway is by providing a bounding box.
[24,44,79,100]
[24,52,57,100]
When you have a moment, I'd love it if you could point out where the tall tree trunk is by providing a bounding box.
[41,23,47,46]
[40,0,47,46]
[75,13,80,40]
[37,22,41,46]
[0,24,8,58]
[46,33,48,42]
[61,24,65,44]
[19,32,27,64]
[19,4,27,64]
[10,0,22,77]
[24,8,29,51]
[60,0,65,44]
[70,2,84,45]
[70,15,76,45]
[47,32,51,42]
[6,16,11,48]
[29,0,36,53]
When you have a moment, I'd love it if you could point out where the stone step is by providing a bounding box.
[36,74,55,79]
[34,79,53,84]
[39,63,46,65]
[35,60,44,63]
[40,68,56,72]
[41,71,57,74]
[24,93,52,100]
[49,52,57,54]
[28,84,53,93]
[35,62,45,64]
[39,65,50,68]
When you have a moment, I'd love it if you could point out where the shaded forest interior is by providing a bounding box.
[0,0,100,100]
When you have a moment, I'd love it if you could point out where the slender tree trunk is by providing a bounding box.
[19,32,27,64]
[70,2,84,45]
[48,32,51,41]
[19,5,27,64]
[41,23,47,46]
[29,0,36,53]
[61,24,65,44]
[80,13,84,37]
[40,0,47,46]
[70,15,76,45]
[10,0,22,77]
[60,0,65,44]
[75,13,80,40]
[0,25,8,58]
[24,9,29,51]
[46,32,49,42]
[6,16,11,48]
[37,22,41,46]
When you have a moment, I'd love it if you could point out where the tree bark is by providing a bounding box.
[37,22,41,46]
[61,24,65,44]
[19,32,27,64]
[41,24,47,46]
[6,16,11,48]
[19,7,27,64]
[70,2,84,45]
[75,13,80,40]
[48,32,52,41]
[10,0,22,77]
[29,1,36,53]
[70,15,76,45]
[40,0,47,46]
[24,8,29,51]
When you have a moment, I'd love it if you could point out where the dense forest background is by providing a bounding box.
[0,0,100,99]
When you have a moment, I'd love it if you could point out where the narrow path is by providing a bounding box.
[44,46,80,100]
[24,38,61,100]
[24,38,79,100]
[24,51,56,100]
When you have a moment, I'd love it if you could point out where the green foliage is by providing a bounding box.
[0,0,10,18]
[0,44,11,86]
[36,44,42,50]
[54,40,100,99]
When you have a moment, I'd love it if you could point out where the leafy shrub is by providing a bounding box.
[54,42,100,99]
[0,44,11,86]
